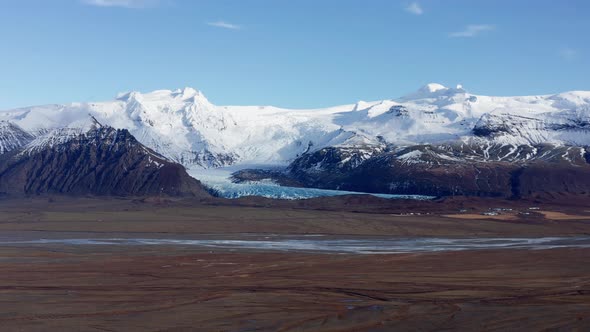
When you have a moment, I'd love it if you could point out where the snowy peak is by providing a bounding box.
[400,83,467,101]
[421,83,448,93]
[172,87,207,101]
[0,121,34,154]
[117,87,211,105]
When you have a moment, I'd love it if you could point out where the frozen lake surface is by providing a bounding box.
[2,235,589,254]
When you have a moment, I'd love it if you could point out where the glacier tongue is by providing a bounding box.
[188,167,433,200]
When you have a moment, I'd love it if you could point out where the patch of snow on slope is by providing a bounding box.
[397,150,423,165]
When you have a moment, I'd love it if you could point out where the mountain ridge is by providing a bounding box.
[1,84,590,198]
[2,84,589,169]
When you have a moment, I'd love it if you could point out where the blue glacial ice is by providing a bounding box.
[188,167,434,200]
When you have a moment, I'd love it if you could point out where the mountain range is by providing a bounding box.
[1,83,589,198]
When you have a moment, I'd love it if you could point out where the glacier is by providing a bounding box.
[188,168,434,200]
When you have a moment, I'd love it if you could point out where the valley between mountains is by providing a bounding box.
[1,83,590,198]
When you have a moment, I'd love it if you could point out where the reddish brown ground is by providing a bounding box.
[0,197,589,331]
[0,197,589,238]
[0,246,589,331]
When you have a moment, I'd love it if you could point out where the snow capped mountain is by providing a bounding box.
[1,83,589,171]
[1,83,590,198]
[0,121,34,154]
[0,88,357,168]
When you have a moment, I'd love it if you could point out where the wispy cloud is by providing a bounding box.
[82,0,159,8]
[559,48,577,61]
[207,21,242,30]
[449,24,495,38]
[405,2,423,15]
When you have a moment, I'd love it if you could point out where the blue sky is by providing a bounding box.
[1,0,588,109]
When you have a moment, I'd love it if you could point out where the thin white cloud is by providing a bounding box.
[207,21,242,30]
[560,48,577,61]
[405,2,423,15]
[449,24,495,38]
[82,0,159,8]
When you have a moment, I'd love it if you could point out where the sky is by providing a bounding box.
[1,0,589,109]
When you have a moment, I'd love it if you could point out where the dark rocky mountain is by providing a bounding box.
[233,142,590,198]
[0,122,210,197]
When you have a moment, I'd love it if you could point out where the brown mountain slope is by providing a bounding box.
[0,124,209,197]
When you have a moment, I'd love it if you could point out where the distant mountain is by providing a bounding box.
[0,120,209,197]
[0,121,34,154]
[1,84,589,198]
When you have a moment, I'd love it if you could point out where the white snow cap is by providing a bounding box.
[400,83,470,101]
[173,87,203,99]
[421,83,448,93]
[401,83,451,100]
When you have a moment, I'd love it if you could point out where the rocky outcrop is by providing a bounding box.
[286,144,385,188]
